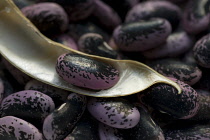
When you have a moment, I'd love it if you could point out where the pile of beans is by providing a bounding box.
[0,0,210,139]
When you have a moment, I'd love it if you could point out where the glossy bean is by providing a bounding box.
[147,59,202,85]
[78,33,119,59]
[56,53,120,90]
[21,2,69,35]
[0,116,44,140]
[113,18,172,52]
[43,93,86,140]
[193,33,210,68]
[138,77,199,119]
[87,97,140,129]
[126,1,182,30]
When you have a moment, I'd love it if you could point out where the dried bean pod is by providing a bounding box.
[21,2,69,35]
[113,18,171,52]
[0,116,44,140]
[91,0,121,31]
[78,33,118,59]
[126,1,182,30]
[193,33,210,68]
[120,106,165,140]
[189,90,210,121]
[64,116,99,140]
[87,97,140,129]
[143,31,194,59]
[99,123,124,140]
[138,77,199,119]
[43,93,86,140]
[25,80,70,107]
[56,53,120,90]
[164,125,210,139]
[182,0,210,34]
[52,34,78,50]
[148,59,202,86]
[0,90,55,127]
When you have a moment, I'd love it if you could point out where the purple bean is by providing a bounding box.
[138,77,199,119]
[0,116,44,140]
[43,93,86,140]
[113,18,172,52]
[56,53,120,90]
[21,2,69,35]
[78,33,119,59]
[87,97,140,129]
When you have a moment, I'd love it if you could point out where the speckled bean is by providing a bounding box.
[164,125,210,140]
[21,2,69,35]
[87,97,140,129]
[147,59,202,85]
[193,33,210,68]
[0,116,44,140]
[113,18,172,52]
[25,79,70,107]
[0,90,55,128]
[125,1,182,30]
[91,0,121,31]
[182,0,210,34]
[43,93,86,140]
[119,106,165,140]
[52,34,78,50]
[56,53,120,90]
[78,33,118,59]
[138,77,199,119]
[143,31,194,59]
[99,123,124,140]
[64,116,99,140]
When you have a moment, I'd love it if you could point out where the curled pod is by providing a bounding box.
[125,1,182,30]
[25,80,70,107]
[99,123,124,140]
[0,90,55,128]
[43,93,86,140]
[78,33,119,59]
[87,97,140,129]
[21,2,69,35]
[164,125,210,139]
[56,53,120,90]
[91,0,121,31]
[52,34,78,50]
[63,0,95,22]
[182,0,210,34]
[119,106,165,140]
[193,33,210,68]
[64,116,100,140]
[189,89,210,121]
[67,21,110,42]
[138,77,199,119]
[143,31,194,59]
[148,59,202,86]
[113,18,172,52]
[0,116,44,140]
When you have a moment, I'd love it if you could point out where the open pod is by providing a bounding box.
[0,0,181,97]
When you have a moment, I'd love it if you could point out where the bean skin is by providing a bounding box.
[113,18,172,52]
[56,53,120,90]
